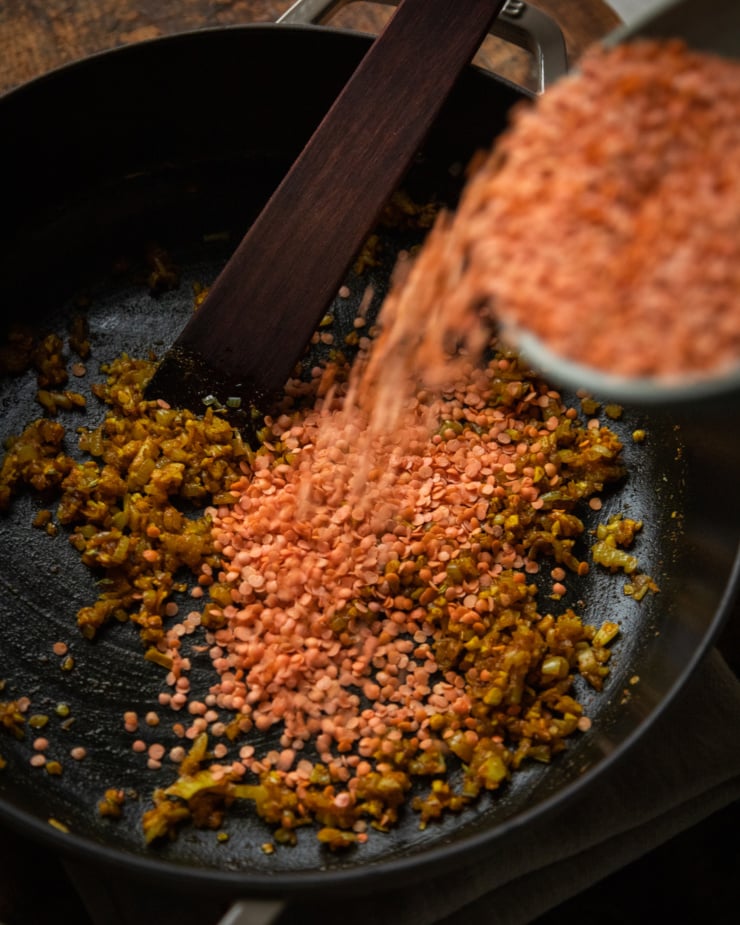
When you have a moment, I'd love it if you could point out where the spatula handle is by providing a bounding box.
[154,0,506,409]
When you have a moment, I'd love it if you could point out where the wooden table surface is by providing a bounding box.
[0,0,621,97]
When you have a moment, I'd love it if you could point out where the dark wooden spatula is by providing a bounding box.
[146,0,506,415]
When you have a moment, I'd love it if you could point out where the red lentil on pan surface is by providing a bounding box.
[368,39,740,387]
[141,327,634,846]
[0,305,638,850]
[0,309,641,846]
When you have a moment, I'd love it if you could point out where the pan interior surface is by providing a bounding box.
[0,25,738,892]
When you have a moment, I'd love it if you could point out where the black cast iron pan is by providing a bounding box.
[0,2,738,923]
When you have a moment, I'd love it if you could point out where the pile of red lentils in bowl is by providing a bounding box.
[375,38,740,390]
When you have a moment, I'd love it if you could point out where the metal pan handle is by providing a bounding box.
[278,0,568,92]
